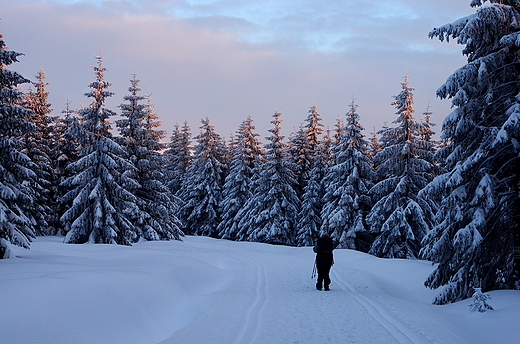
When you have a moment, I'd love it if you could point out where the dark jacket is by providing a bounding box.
[314,236,334,266]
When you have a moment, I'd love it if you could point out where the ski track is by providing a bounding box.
[232,256,268,344]
[332,269,423,344]
[154,240,464,344]
[195,241,422,344]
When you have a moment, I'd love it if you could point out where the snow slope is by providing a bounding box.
[1,236,518,344]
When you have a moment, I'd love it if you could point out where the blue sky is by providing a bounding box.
[1,0,474,139]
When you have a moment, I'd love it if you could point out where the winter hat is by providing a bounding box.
[320,232,329,238]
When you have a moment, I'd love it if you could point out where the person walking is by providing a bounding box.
[313,232,335,291]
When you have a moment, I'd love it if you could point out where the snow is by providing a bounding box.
[1,236,518,344]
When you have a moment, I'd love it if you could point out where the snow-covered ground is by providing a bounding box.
[1,236,518,344]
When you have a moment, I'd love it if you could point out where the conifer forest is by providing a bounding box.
[1,0,519,305]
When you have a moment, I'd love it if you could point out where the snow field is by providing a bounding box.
[1,236,518,344]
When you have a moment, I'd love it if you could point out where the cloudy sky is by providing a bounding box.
[1,0,475,140]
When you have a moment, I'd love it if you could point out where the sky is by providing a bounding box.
[1,0,475,140]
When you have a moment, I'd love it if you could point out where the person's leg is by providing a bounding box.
[316,264,325,290]
[324,264,332,290]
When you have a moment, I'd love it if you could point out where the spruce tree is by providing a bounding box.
[117,75,183,241]
[288,125,307,198]
[300,106,324,192]
[419,103,436,145]
[0,33,36,258]
[22,68,54,235]
[420,0,520,304]
[60,56,140,245]
[321,128,334,166]
[367,76,436,258]
[236,112,300,245]
[286,106,325,244]
[177,117,227,237]
[288,106,324,197]
[218,116,263,240]
[295,139,329,246]
[369,126,382,159]
[333,116,346,154]
[164,121,192,194]
[321,99,374,250]
[51,101,81,235]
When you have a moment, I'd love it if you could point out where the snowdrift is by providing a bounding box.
[1,236,518,344]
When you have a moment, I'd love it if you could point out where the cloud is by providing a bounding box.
[1,0,474,139]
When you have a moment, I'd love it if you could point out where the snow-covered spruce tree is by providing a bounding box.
[22,68,55,235]
[164,121,192,194]
[295,136,330,246]
[371,122,392,184]
[54,101,82,169]
[321,128,334,165]
[468,287,493,312]
[369,126,382,159]
[116,75,183,241]
[419,103,436,146]
[289,105,324,198]
[50,101,82,235]
[420,0,520,304]
[288,125,306,198]
[60,56,140,245]
[367,76,436,258]
[0,33,37,258]
[236,112,300,245]
[321,99,374,250]
[333,116,346,149]
[218,116,263,240]
[295,127,336,246]
[305,106,324,147]
[177,117,227,237]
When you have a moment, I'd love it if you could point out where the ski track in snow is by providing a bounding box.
[232,255,268,344]
[332,269,421,344]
